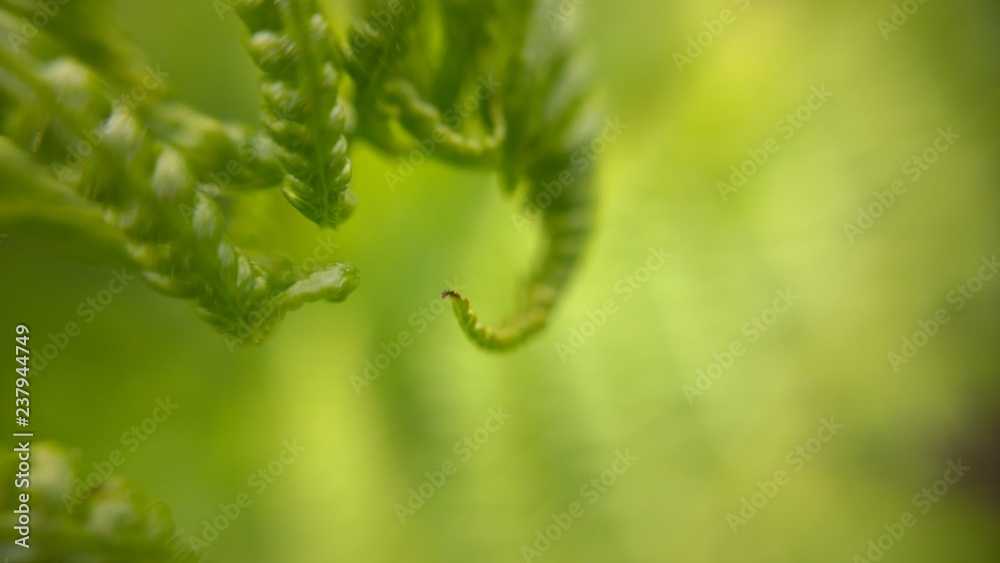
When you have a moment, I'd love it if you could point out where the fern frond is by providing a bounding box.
[442,0,597,351]
[0,0,598,352]
[0,442,200,561]
[147,102,285,192]
[236,0,356,228]
[381,78,506,166]
[1,50,359,343]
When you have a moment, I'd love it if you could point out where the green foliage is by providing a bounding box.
[0,442,197,562]
[0,0,595,350]
[236,0,356,227]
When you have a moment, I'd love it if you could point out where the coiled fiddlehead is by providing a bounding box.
[0,442,198,562]
[345,0,507,165]
[438,1,597,350]
[0,15,359,345]
[235,0,356,228]
[0,0,596,352]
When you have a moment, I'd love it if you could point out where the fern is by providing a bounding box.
[0,442,199,562]
[0,49,359,344]
[0,0,597,351]
[236,0,356,227]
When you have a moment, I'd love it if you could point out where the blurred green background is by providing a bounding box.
[1,0,999,561]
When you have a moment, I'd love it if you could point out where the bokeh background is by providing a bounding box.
[1,0,999,561]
